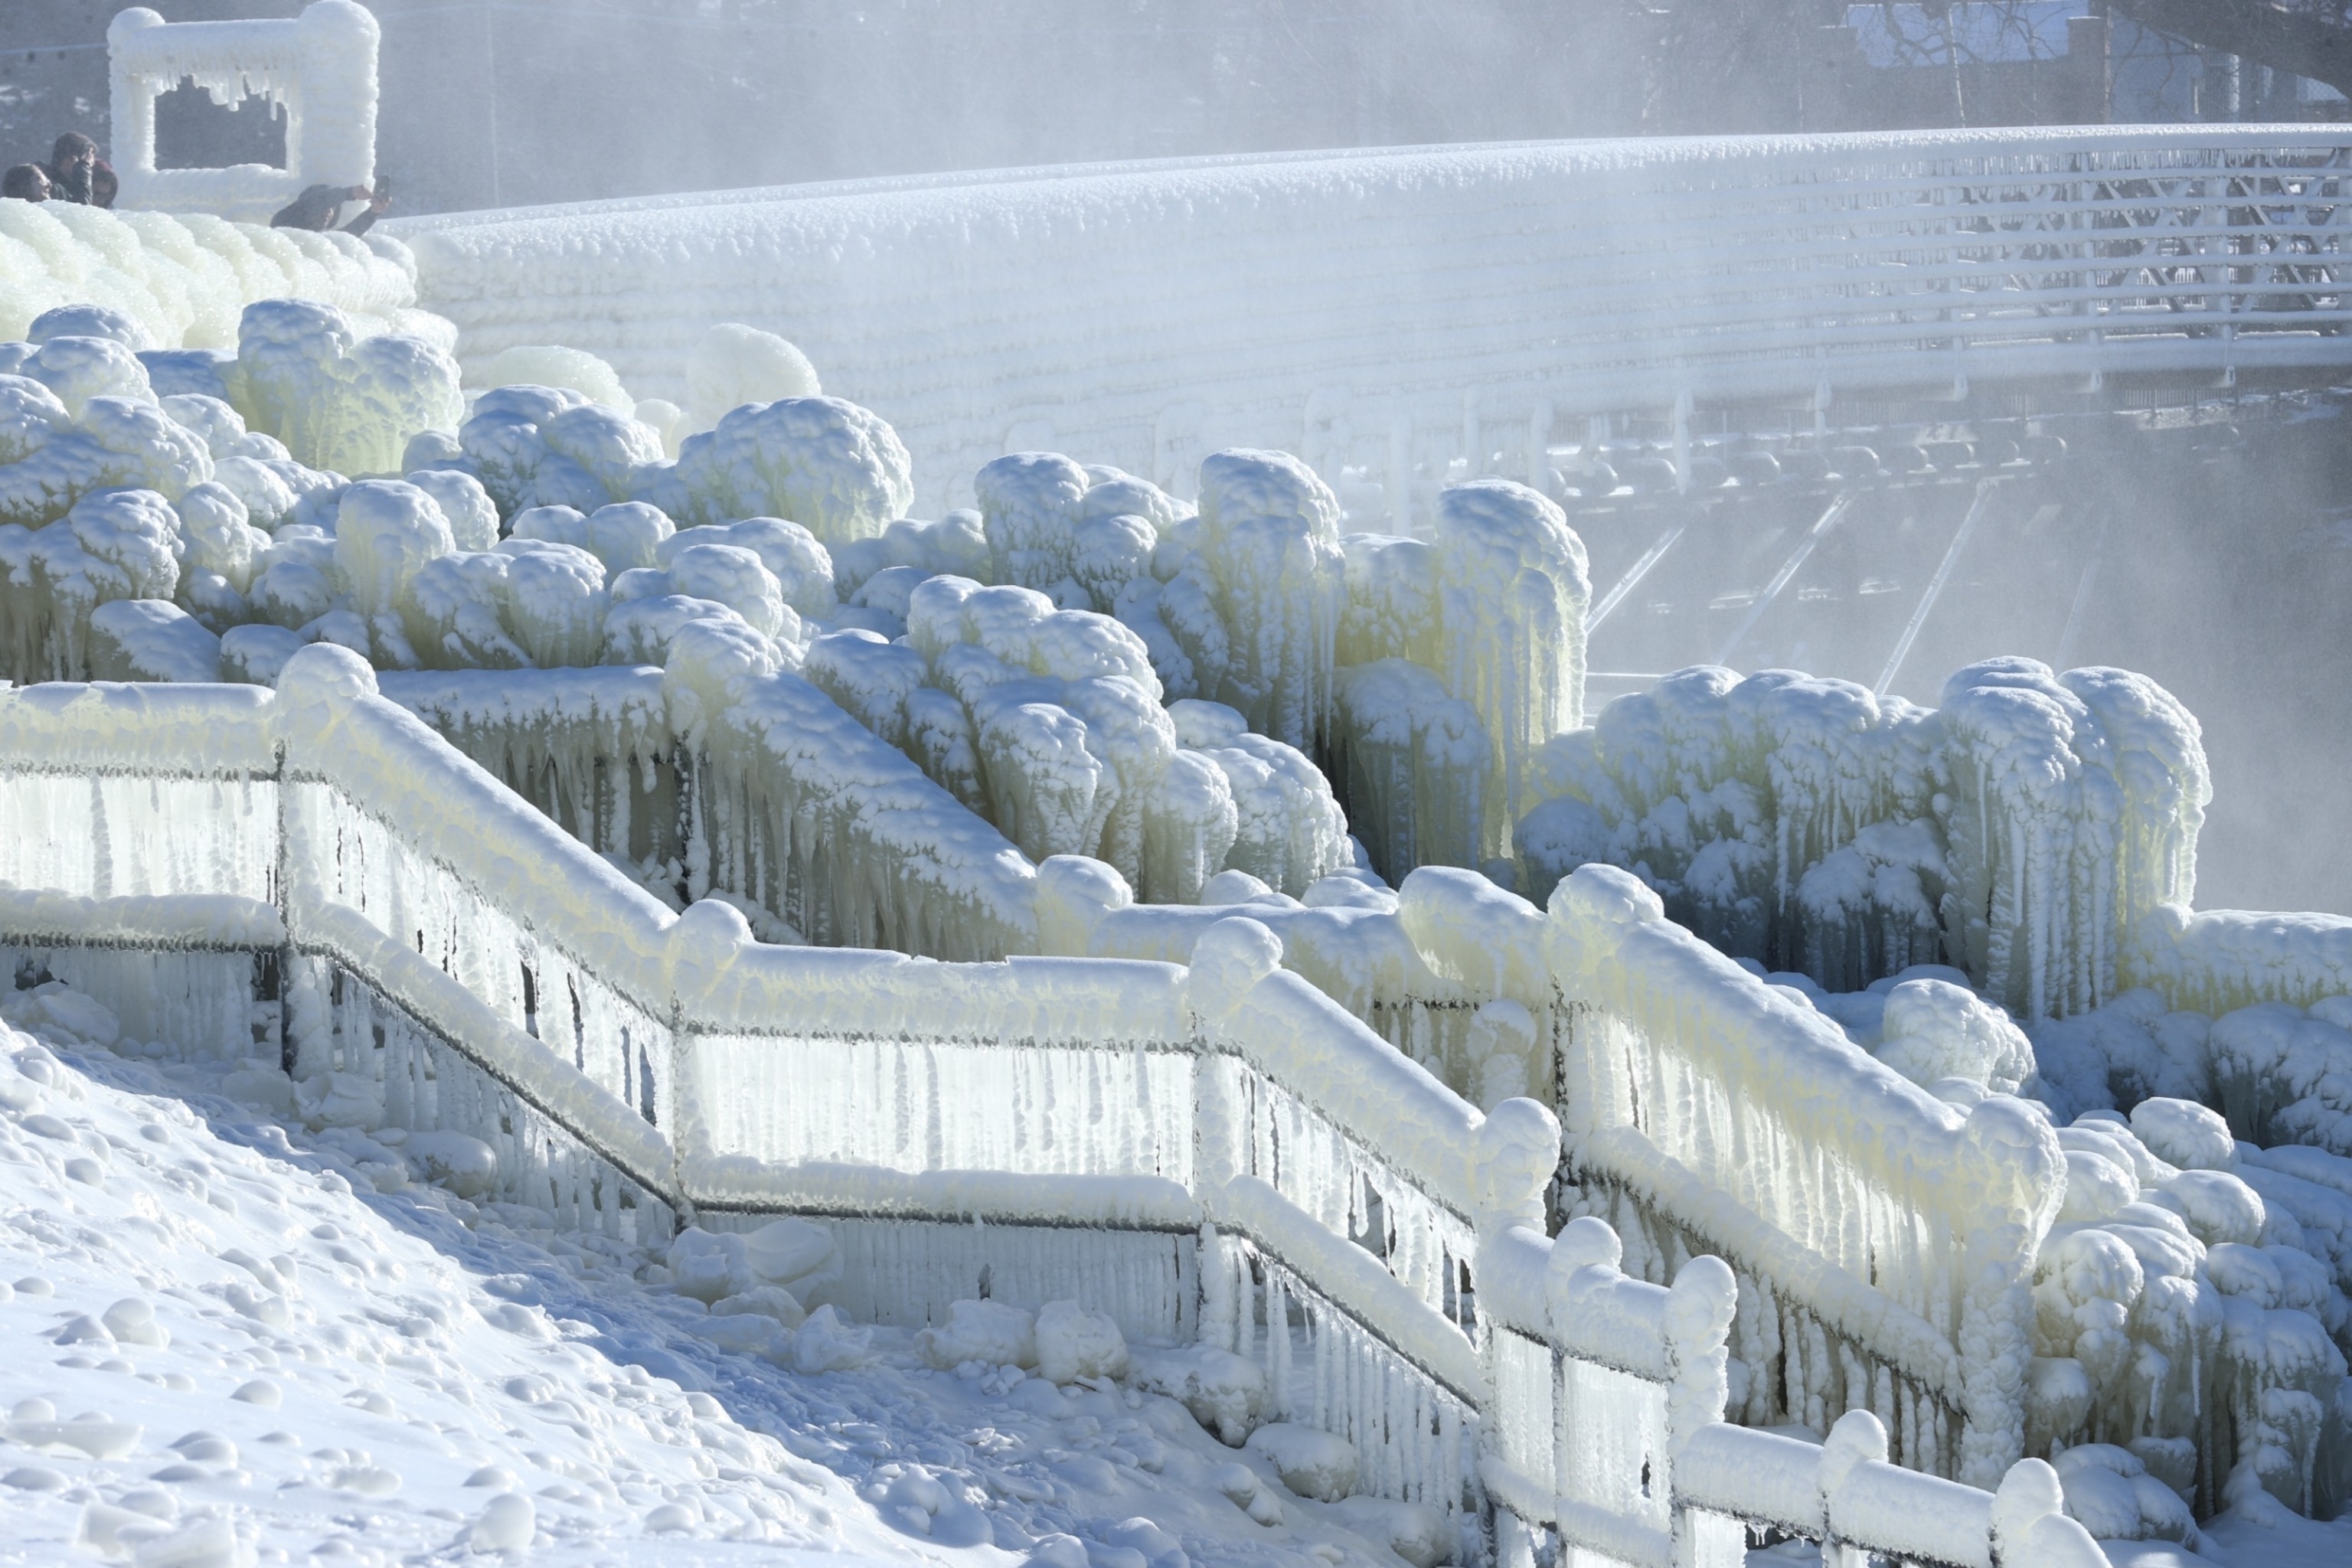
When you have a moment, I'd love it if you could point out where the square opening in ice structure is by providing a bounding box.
[107,1,377,225]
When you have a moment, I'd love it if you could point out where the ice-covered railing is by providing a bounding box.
[376,666,681,878]
[1057,850,2073,1491]
[0,656,2166,1557]
[1546,864,2067,1491]
[109,2,378,226]
[389,128,2352,524]
[1478,1214,2111,1568]
[0,653,1493,1532]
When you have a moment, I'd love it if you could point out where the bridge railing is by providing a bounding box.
[391,129,2352,520]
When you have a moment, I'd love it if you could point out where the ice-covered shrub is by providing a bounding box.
[237,299,462,477]
[0,486,185,680]
[670,395,913,544]
[1763,968,2352,1514]
[1434,479,1589,854]
[1517,658,2207,1014]
[1189,449,1345,755]
[0,194,433,349]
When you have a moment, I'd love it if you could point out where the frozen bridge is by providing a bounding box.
[388,126,2352,518]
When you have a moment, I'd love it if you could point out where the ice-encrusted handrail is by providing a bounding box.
[1475,1214,2102,1568]
[390,127,2352,517]
[0,658,2115,1562]
[1044,859,2072,1490]
[1547,865,2066,1491]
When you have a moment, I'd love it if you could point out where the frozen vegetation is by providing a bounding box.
[5,153,2352,1568]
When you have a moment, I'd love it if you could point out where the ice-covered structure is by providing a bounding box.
[1514,658,2210,1018]
[14,100,2352,1558]
[108,2,379,224]
[0,180,440,351]
[0,662,2149,1567]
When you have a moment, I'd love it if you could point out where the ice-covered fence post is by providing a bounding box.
[1988,1455,2105,1566]
[1183,916,1285,1354]
[1951,1097,2065,1491]
[1815,1410,1885,1568]
[664,895,762,1227]
[1194,449,1344,758]
[1661,1255,1742,1566]
[1434,480,1589,863]
[1472,1096,1560,1233]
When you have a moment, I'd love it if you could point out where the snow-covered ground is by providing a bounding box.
[0,989,1459,1568]
[5,988,2351,1568]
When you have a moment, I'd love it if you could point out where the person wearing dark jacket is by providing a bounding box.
[271,181,390,237]
[41,133,109,205]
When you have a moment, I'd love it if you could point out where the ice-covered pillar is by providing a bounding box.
[662,897,755,1223]
[292,0,381,191]
[1436,479,1589,861]
[1194,449,1345,757]
[1662,1253,1746,1568]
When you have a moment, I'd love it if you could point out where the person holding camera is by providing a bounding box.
[271,178,392,237]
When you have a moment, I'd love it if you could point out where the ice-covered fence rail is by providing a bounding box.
[2,665,2018,1557]
[390,127,2352,514]
[1479,1213,2103,1568]
[0,684,283,1058]
[0,682,279,902]
[2127,900,2352,1014]
[1037,860,1508,1086]
[1393,864,2068,1489]
[274,667,680,1161]
[668,935,1199,1227]
[1475,1219,1746,1568]
[1557,866,2061,1487]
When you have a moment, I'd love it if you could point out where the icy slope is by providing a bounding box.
[0,1004,1448,1568]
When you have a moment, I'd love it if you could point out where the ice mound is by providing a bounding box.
[0,195,434,351]
[684,323,820,433]
[671,395,913,544]
[1517,658,2207,1014]
[236,299,462,478]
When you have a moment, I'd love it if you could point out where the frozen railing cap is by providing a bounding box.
[1676,1415,2107,1567]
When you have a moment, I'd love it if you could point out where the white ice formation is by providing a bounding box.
[13,193,2352,1560]
[1516,657,2210,1018]
[109,2,380,224]
[0,181,442,352]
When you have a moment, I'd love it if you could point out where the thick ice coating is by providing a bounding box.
[236,299,462,477]
[1434,478,1589,857]
[671,395,913,544]
[1193,449,1344,756]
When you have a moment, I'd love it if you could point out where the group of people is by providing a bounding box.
[4,129,393,235]
[4,133,115,206]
